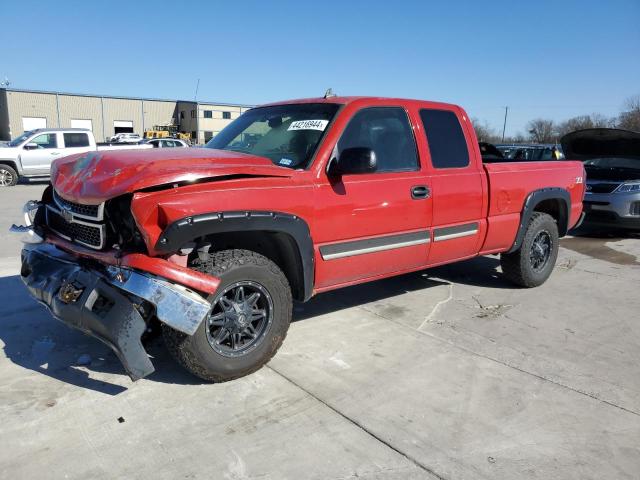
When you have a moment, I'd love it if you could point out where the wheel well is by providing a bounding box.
[533,198,568,236]
[197,231,306,301]
[0,160,18,171]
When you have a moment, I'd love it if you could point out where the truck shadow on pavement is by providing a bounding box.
[0,275,203,394]
[0,256,507,392]
[294,255,511,321]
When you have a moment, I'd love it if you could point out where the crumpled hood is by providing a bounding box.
[561,128,640,161]
[51,148,293,204]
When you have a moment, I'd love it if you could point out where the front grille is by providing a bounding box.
[54,190,103,220]
[631,202,640,216]
[46,206,105,249]
[587,182,620,194]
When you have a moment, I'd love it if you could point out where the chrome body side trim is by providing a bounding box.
[433,222,479,242]
[320,231,430,260]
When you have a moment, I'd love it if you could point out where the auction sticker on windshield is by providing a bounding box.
[288,120,329,131]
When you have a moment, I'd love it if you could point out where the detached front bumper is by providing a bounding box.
[20,243,212,380]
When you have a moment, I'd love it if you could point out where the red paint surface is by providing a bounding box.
[47,96,585,297]
[51,148,292,204]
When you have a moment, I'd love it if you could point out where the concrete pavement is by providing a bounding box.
[0,184,639,479]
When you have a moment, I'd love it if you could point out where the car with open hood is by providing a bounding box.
[561,128,640,230]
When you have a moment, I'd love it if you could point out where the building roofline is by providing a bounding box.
[0,87,254,108]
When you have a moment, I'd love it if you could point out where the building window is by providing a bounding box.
[180,111,185,120]
[204,131,213,142]
[222,111,231,119]
[191,110,196,118]
[204,110,212,119]
[192,131,197,142]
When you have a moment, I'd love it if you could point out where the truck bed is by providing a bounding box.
[481,160,585,253]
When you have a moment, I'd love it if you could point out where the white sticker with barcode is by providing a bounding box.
[287,119,329,131]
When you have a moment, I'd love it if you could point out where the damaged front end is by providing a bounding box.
[20,243,212,380]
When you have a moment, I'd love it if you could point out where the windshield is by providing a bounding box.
[583,157,640,170]
[205,103,340,169]
[8,131,34,147]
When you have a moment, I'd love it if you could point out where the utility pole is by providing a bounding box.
[194,78,200,101]
[501,106,509,142]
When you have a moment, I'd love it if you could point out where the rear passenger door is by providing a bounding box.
[419,109,485,265]
[313,106,432,288]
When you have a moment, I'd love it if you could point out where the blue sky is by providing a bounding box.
[1,0,638,136]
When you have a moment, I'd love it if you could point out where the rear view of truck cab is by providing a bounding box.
[11,96,584,382]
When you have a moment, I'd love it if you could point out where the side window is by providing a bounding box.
[419,109,470,168]
[29,133,58,149]
[337,107,418,172]
[63,133,90,148]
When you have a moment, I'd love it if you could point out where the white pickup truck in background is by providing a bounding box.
[0,128,151,187]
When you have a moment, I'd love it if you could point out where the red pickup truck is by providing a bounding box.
[13,96,585,382]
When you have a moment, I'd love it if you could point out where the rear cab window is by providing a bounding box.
[419,109,470,169]
[63,132,90,148]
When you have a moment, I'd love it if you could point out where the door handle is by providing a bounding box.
[411,185,430,199]
[50,152,61,155]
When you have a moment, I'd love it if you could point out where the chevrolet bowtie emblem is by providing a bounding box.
[61,206,74,223]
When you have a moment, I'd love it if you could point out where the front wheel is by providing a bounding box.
[0,164,18,187]
[500,212,559,287]
[163,249,292,382]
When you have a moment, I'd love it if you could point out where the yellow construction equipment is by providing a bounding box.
[144,125,191,142]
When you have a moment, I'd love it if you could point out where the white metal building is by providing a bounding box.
[0,88,253,144]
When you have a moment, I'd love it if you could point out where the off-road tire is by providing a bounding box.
[500,212,559,287]
[162,249,292,382]
[0,164,18,187]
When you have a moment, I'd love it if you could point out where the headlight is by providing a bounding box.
[615,182,640,193]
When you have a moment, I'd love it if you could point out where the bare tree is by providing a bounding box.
[555,113,614,137]
[618,95,640,132]
[471,118,500,143]
[527,119,556,143]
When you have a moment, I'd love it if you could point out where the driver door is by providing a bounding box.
[313,106,432,289]
[20,132,62,175]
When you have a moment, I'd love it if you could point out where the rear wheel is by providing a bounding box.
[0,164,18,187]
[500,212,559,287]
[163,249,292,382]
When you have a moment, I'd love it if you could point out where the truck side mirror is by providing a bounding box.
[24,143,38,150]
[328,147,377,177]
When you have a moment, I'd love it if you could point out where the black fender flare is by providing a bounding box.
[154,211,315,301]
[507,188,571,253]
